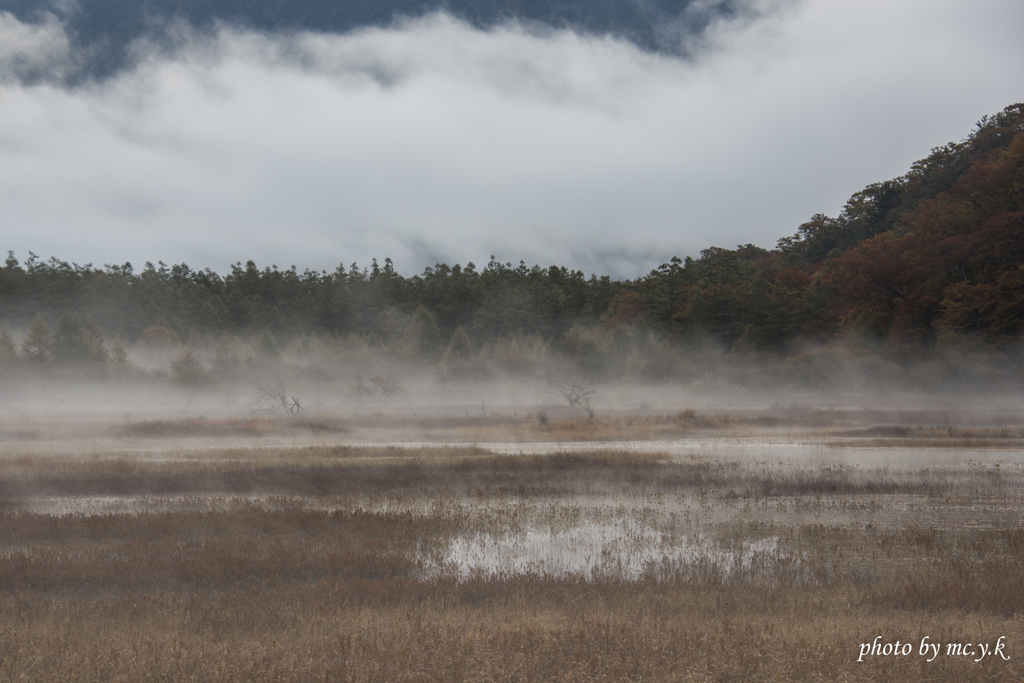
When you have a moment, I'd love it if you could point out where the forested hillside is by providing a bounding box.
[0,103,1021,386]
[626,102,1024,351]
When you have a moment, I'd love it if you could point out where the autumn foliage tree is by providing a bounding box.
[610,102,1024,351]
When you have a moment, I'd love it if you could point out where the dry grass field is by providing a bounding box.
[2,409,1023,681]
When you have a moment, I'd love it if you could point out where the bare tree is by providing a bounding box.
[251,378,303,415]
[550,379,595,408]
[371,374,405,404]
[542,376,596,419]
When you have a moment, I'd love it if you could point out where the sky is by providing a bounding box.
[0,0,1022,279]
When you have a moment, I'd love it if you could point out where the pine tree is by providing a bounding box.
[408,306,442,359]
[213,334,240,377]
[443,326,474,362]
[110,335,130,371]
[21,314,52,364]
[256,329,281,358]
[52,312,108,366]
[0,329,17,364]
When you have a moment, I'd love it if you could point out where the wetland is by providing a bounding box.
[1,404,1023,681]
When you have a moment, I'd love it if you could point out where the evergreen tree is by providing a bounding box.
[109,335,130,371]
[408,306,442,359]
[213,334,240,377]
[443,326,474,362]
[0,328,17,364]
[21,314,52,364]
[52,311,108,366]
[256,329,281,358]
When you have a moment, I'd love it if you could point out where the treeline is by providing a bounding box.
[0,255,620,348]
[1,103,1022,379]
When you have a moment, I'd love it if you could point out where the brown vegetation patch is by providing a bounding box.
[115,416,348,439]
[0,449,665,499]
[2,447,1021,503]
[339,410,1024,444]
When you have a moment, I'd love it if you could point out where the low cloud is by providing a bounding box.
[0,11,70,82]
[0,2,1022,278]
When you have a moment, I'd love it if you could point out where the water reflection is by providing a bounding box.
[440,521,781,579]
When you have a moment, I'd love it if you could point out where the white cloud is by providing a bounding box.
[0,2,1022,278]
[0,11,70,81]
